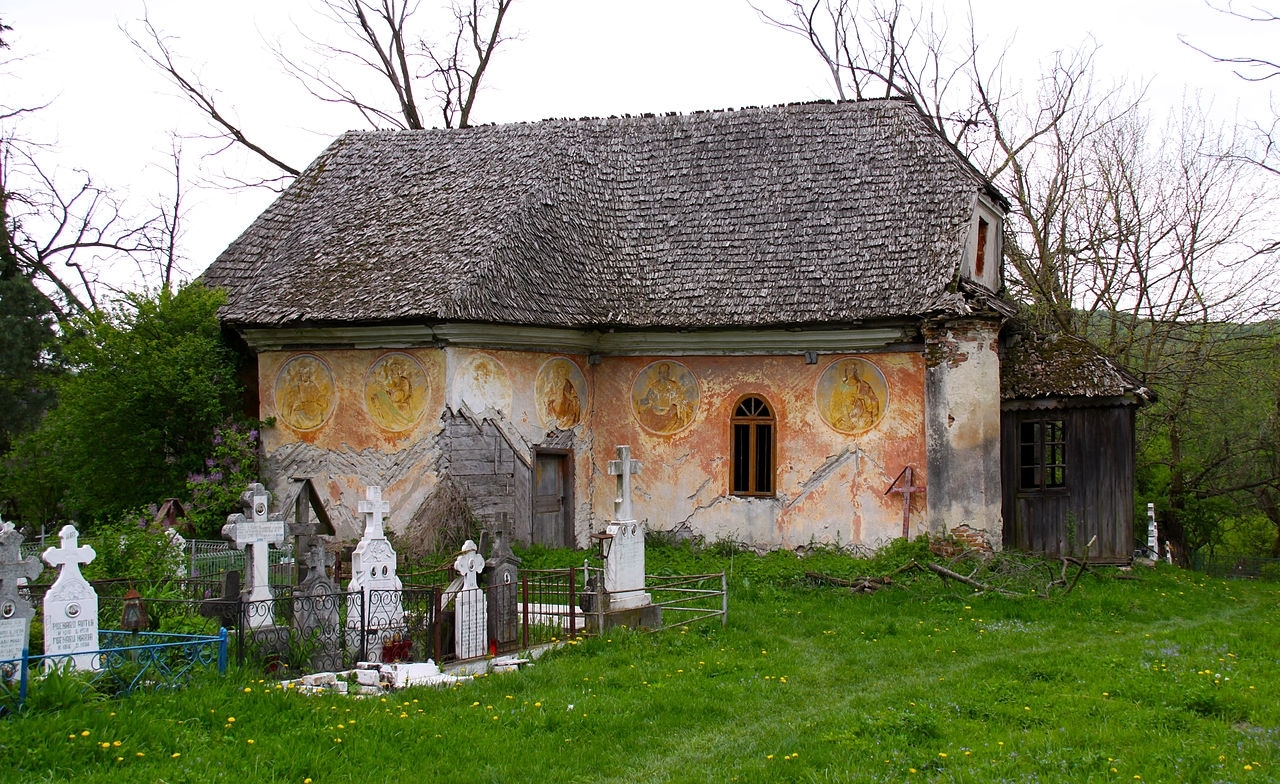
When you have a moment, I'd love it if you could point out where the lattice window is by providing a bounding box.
[1018,418,1066,491]
[731,395,775,496]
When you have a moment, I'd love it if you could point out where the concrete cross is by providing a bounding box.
[608,445,643,522]
[358,486,391,540]
[222,483,286,615]
[42,524,96,582]
[454,539,485,591]
[0,522,42,604]
[885,466,926,539]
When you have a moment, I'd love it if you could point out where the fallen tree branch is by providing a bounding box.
[924,561,1022,597]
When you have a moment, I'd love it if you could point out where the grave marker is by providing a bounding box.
[452,540,487,659]
[346,486,403,660]
[221,483,286,630]
[484,518,521,648]
[41,525,99,669]
[0,521,43,663]
[603,445,651,612]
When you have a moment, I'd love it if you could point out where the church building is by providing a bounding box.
[203,98,1042,553]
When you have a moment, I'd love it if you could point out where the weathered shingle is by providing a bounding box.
[202,99,1001,329]
[1001,322,1153,402]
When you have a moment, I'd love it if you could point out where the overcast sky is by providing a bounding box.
[3,0,1273,293]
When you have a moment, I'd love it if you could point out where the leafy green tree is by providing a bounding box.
[4,283,245,525]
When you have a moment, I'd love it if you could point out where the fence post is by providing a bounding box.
[432,587,442,662]
[567,566,576,639]
[18,645,30,709]
[721,572,728,627]
[217,627,228,674]
[521,575,529,651]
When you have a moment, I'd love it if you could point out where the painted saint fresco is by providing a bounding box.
[817,358,888,434]
[536,357,587,429]
[275,354,336,431]
[364,352,429,431]
[631,360,699,435]
[454,353,512,415]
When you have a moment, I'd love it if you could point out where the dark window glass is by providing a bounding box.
[1018,418,1066,491]
[731,396,775,496]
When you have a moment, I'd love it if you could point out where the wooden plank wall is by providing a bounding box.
[1001,405,1135,562]
[439,410,533,544]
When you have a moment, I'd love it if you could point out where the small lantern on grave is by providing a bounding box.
[121,588,149,632]
[590,530,614,560]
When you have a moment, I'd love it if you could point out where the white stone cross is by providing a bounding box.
[358,486,391,540]
[222,483,286,625]
[42,525,99,669]
[42,524,96,582]
[608,445,643,522]
[453,539,485,590]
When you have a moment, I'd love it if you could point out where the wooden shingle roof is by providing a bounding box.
[202,99,1002,329]
[1001,323,1154,403]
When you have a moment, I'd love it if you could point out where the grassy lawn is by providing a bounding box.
[2,544,1278,783]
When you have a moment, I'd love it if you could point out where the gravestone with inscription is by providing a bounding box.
[222,483,287,630]
[295,543,341,670]
[484,520,521,647]
[451,539,487,660]
[42,525,99,670]
[346,486,403,661]
[603,446,652,612]
[0,521,43,664]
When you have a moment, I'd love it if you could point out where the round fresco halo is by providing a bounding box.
[274,354,336,431]
[536,357,587,429]
[630,360,700,435]
[364,352,429,431]
[816,358,889,434]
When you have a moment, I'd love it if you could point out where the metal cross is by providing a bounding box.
[608,445,643,522]
[0,523,42,603]
[885,466,926,539]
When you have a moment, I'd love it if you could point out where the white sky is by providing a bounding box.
[2,0,1273,292]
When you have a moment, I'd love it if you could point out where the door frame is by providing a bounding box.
[531,448,575,548]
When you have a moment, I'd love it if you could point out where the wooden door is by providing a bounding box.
[533,452,572,547]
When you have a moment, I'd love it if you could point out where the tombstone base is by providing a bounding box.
[587,603,662,633]
[606,590,651,612]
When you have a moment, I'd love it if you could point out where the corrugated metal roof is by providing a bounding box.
[202,99,1000,329]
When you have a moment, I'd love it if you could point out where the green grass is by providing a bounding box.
[3,547,1279,783]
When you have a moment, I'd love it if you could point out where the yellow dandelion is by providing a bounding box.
[244,687,252,693]
[81,730,91,737]
[172,752,181,758]
[136,752,145,757]
[247,739,255,745]
[939,752,948,758]
[766,754,774,760]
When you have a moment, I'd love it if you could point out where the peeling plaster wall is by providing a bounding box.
[258,348,446,540]
[923,318,1003,546]
[257,344,929,552]
[586,353,927,550]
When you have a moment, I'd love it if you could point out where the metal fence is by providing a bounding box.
[0,629,227,716]
[1192,553,1280,580]
[13,564,727,678]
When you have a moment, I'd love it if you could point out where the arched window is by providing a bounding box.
[731,395,775,497]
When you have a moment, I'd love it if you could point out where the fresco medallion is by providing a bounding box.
[364,352,429,431]
[631,360,699,435]
[275,354,336,431]
[816,358,889,435]
[536,357,587,429]
[455,353,513,415]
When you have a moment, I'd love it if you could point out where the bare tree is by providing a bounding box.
[127,0,517,189]
[751,0,983,149]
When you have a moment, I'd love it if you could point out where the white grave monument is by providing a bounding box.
[446,540,487,660]
[346,486,403,660]
[1146,503,1159,560]
[42,525,99,670]
[222,483,287,630]
[603,446,652,612]
[0,521,43,663]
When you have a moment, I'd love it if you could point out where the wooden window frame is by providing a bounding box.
[1018,418,1066,493]
[730,395,776,498]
